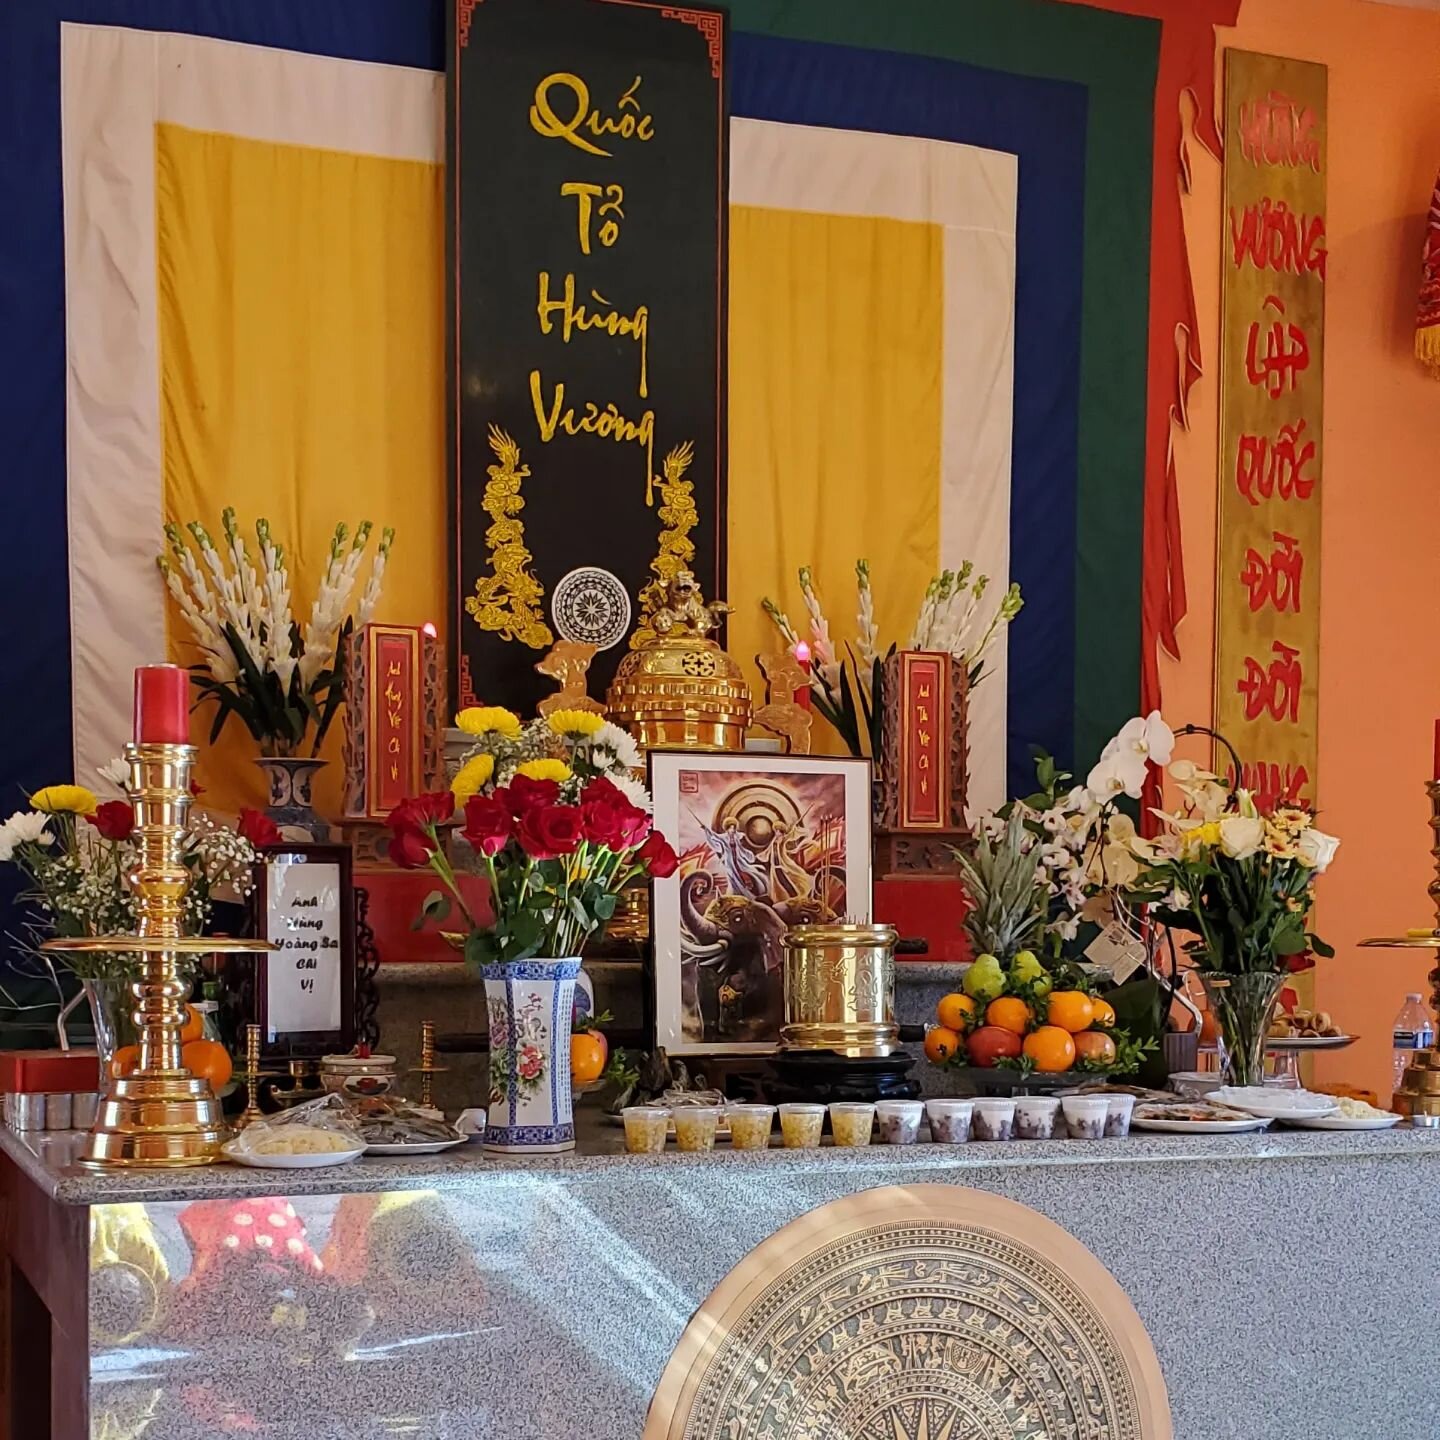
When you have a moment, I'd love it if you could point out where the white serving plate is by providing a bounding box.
[1281,1112,1403,1131]
[1130,1114,1272,1134]
[222,1140,365,1169]
[364,1137,467,1156]
[1209,1086,1339,1120]
[1265,1034,1356,1051]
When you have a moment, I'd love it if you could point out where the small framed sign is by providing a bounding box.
[252,843,356,1057]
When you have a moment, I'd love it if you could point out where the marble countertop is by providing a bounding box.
[8,1109,1440,1206]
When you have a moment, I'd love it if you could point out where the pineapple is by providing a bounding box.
[953,811,1048,967]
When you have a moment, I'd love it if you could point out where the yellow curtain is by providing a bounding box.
[155,124,446,816]
[727,204,944,750]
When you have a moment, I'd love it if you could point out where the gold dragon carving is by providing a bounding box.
[464,425,554,650]
[466,433,704,653]
[631,440,701,649]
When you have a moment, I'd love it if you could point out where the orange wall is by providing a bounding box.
[1166,0,1440,1094]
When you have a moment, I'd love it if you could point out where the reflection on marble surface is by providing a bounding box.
[86,1134,1440,1440]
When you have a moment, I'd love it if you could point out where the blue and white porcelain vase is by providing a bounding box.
[481,957,581,1154]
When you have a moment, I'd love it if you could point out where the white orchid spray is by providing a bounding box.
[763,558,1024,757]
[160,511,395,757]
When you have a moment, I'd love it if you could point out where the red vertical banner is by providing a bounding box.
[898,652,950,830]
[1215,51,1326,812]
[366,626,422,819]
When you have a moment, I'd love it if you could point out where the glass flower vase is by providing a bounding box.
[1200,971,1284,1088]
[81,976,139,1094]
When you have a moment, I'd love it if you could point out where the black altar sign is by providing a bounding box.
[448,0,729,713]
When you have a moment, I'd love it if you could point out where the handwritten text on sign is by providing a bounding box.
[1215,52,1327,811]
[264,856,343,1037]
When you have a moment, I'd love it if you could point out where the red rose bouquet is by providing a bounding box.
[389,762,677,968]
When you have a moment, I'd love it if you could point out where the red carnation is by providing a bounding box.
[462,794,513,856]
[583,776,627,808]
[637,831,679,879]
[504,775,560,818]
[388,791,454,833]
[580,795,628,850]
[517,804,584,861]
[88,800,134,842]
[579,776,650,848]
[237,808,281,848]
[388,827,438,870]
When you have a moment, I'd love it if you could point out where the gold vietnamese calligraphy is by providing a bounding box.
[468,67,698,654]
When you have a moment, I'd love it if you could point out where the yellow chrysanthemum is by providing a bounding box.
[454,706,522,740]
[515,758,572,784]
[30,784,98,817]
[450,752,496,802]
[546,708,605,739]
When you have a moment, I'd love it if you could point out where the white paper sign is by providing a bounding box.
[264,855,343,1037]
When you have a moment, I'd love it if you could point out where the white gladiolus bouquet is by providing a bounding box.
[159,510,394,757]
[763,558,1022,757]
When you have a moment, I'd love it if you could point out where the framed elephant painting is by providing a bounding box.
[648,750,873,1056]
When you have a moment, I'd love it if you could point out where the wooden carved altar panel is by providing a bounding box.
[644,1184,1171,1440]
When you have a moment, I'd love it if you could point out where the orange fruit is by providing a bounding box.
[181,1038,233,1090]
[178,1004,205,1045]
[936,993,977,1031]
[109,1044,141,1079]
[1199,1008,1221,1046]
[570,1030,608,1085]
[1074,1030,1117,1065]
[1022,1025,1077,1073]
[1090,997,1117,1029]
[924,1025,962,1064]
[985,996,1032,1036]
[1047,991,1096,1034]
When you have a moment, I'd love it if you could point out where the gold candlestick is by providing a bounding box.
[409,1019,446,1109]
[233,1024,271,1130]
[43,742,274,1166]
[1359,778,1440,1121]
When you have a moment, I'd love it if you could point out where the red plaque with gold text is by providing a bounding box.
[898,652,949,829]
[876,651,970,876]
[363,626,422,820]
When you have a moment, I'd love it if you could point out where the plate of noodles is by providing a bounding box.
[223,1125,365,1168]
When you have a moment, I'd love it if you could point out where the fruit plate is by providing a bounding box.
[222,1141,366,1168]
[364,1138,468,1156]
[1130,1113,1272,1134]
[945,1066,1092,1096]
[1265,1034,1356,1051]
[1279,1112,1403,1131]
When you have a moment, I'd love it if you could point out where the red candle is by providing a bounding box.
[134,665,189,744]
[793,641,813,712]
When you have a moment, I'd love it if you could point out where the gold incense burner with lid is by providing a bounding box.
[607,570,751,751]
[780,923,900,1058]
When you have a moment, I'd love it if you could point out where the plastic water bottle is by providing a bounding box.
[1392,993,1435,1094]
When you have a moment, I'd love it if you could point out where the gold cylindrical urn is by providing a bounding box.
[780,923,899,1058]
